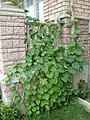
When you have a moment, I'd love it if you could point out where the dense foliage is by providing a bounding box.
[3,17,85,118]
[1,100,90,120]
[0,100,22,120]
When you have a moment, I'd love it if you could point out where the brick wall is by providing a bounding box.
[43,0,90,20]
[74,0,90,19]
[79,19,90,60]
[73,0,90,60]
[43,0,69,20]
[0,4,26,74]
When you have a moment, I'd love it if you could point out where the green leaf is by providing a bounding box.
[49,88,54,94]
[31,102,36,107]
[69,67,76,74]
[29,111,32,115]
[50,101,53,107]
[68,41,76,47]
[45,105,50,110]
[40,78,47,86]
[75,26,81,34]
[47,49,54,55]
[27,16,33,21]
[32,86,37,90]
[72,62,80,70]
[47,83,52,89]
[51,78,58,85]
[41,100,47,107]
[42,94,49,100]
[33,17,40,22]
[42,51,47,56]
[28,48,35,57]
[59,68,65,73]
[66,56,74,63]
[37,57,43,64]
[32,36,37,45]
[36,111,40,115]
[75,49,82,55]
[25,95,30,101]
[36,100,40,105]
[15,96,21,103]
[73,89,80,95]
[19,77,25,84]
[56,56,63,62]
[25,84,30,90]
[36,106,39,110]
[47,72,54,79]
[32,107,36,112]
[75,29,81,34]
[43,38,51,44]
[12,68,17,73]
[51,94,57,102]
[38,95,42,99]
[43,65,48,73]
[32,90,36,95]
[74,19,79,24]
[62,73,69,82]
[25,103,30,107]
[37,88,44,94]
[25,91,31,96]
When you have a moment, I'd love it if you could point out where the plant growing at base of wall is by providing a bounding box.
[0,100,22,120]
[3,16,85,118]
[78,79,90,99]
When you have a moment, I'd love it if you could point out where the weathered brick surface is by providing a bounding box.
[43,0,90,19]
[7,52,20,61]
[74,0,90,19]
[79,19,90,60]
[2,40,13,49]
[0,5,26,74]
[13,27,25,35]
[2,53,8,62]
[43,0,69,20]
[19,52,26,60]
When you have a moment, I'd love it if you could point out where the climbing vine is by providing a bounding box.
[4,16,85,117]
